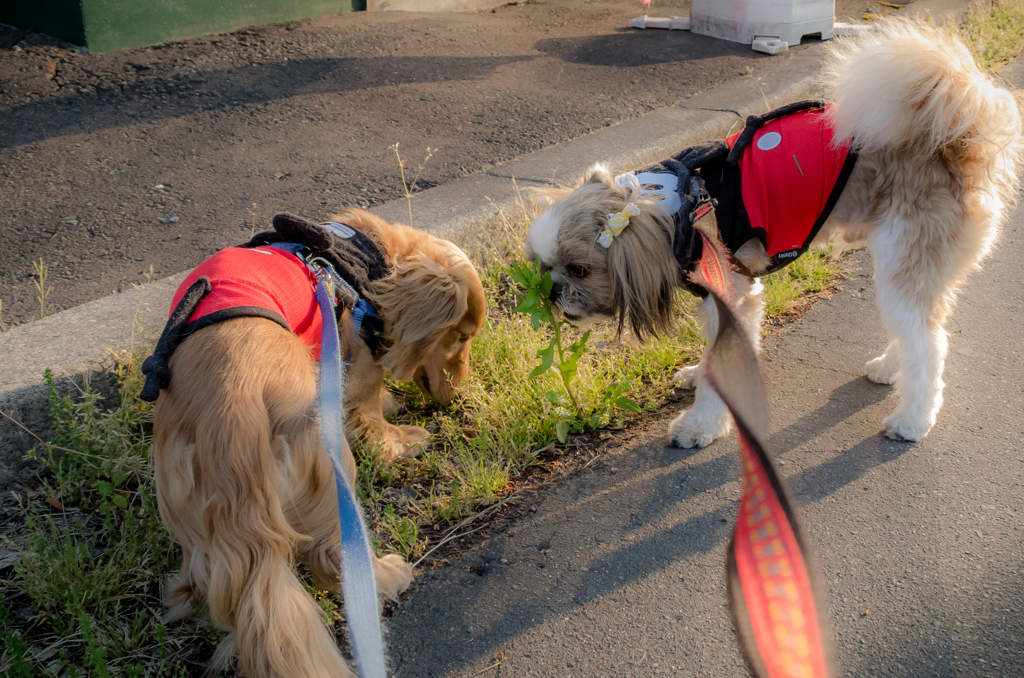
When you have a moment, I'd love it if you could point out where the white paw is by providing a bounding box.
[669,407,731,449]
[672,364,701,390]
[883,409,934,441]
[865,354,898,385]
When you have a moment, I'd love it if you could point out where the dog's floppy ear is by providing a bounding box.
[606,205,678,339]
[365,249,471,381]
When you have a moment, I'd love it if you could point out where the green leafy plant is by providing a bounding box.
[507,257,640,442]
[381,506,422,560]
[7,354,183,676]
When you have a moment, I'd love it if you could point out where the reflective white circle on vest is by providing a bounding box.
[756,131,782,151]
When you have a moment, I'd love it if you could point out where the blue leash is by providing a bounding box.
[313,270,388,678]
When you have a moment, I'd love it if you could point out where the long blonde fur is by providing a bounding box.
[154,210,485,676]
[329,209,486,456]
[155,319,384,678]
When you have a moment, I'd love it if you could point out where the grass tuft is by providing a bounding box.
[32,258,52,320]
[962,0,1024,71]
[2,353,189,676]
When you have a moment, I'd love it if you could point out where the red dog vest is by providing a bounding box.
[141,214,391,403]
[725,105,852,259]
[171,245,324,357]
[626,100,856,282]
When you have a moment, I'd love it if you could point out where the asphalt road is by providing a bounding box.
[0,0,895,328]
[385,228,1024,678]
[384,125,1024,678]
[0,0,757,327]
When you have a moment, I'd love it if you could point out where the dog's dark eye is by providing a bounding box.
[566,264,590,278]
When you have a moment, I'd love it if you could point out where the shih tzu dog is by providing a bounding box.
[525,19,1021,448]
[145,208,485,677]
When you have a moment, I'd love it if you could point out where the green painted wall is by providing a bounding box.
[2,0,364,53]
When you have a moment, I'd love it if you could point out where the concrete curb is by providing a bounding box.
[0,0,969,481]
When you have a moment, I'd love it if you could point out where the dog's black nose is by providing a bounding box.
[549,280,563,302]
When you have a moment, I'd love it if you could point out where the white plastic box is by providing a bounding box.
[690,0,835,46]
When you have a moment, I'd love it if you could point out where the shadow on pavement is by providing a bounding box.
[769,377,894,452]
[389,392,918,676]
[0,54,531,150]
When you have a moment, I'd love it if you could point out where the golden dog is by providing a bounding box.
[152,209,485,677]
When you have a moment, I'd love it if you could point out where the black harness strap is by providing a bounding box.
[140,277,213,402]
[725,100,829,165]
[243,215,388,355]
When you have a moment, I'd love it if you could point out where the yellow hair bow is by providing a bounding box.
[598,203,640,248]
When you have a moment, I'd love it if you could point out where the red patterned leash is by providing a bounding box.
[686,176,834,678]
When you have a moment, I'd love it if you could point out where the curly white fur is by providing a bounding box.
[526,18,1024,448]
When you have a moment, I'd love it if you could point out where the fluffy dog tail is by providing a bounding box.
[825,18,1023,207]
[199,385,354,678]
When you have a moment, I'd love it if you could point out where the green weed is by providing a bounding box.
[391,143,434,229]
[381,507,422,560]
[0,593,35,677]
[302,580,342,627]
[962,0,1024,71]
[763,249,836,320]
[4,353,190,676]
[506,256,642,441]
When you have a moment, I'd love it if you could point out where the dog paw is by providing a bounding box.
[865,354,898,385]
[375,553,414,600]
[672,364,701,390]
[883,409,934,442]
[668,407,731,449]
[383,425,430,462]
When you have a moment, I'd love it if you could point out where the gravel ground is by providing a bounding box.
[0,0,893,328]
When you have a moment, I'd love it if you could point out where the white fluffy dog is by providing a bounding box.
[525,19,1022,447]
